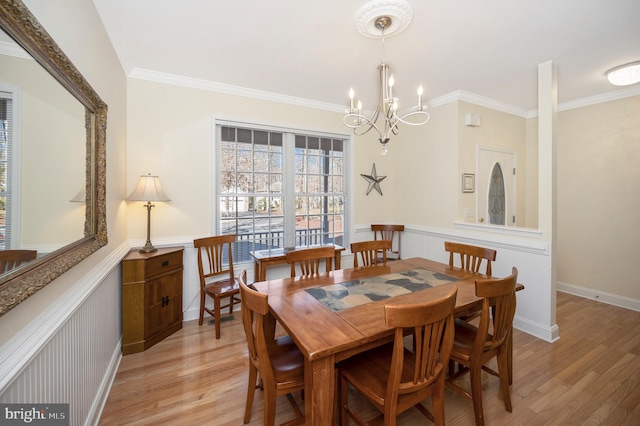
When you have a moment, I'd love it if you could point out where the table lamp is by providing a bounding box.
[127,173,171,253]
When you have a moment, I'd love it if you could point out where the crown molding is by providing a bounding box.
[129,68,345,114]
[556,85,640,112]
[129,68,640,119]
[427,90,531,118]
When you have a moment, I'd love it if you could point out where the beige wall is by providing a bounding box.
[457,102,529,227]
[126,79,357,241]
[557,95,640,300]
[390,102,459,227]
[126,79,471,239]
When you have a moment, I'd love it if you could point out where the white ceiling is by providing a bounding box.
[93,0,640,114]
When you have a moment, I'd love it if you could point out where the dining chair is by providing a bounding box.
[446,267,518,426]
[285,246,335,277]
[350,239,392,267]
[340,287,458,426]
[239,270,305,426]
[444,241,498,323]
[371,224,404,260]
[0,249,37,274]
[193,234,241,339]
[444,241,496,276]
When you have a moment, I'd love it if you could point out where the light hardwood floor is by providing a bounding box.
[99,292,640,425]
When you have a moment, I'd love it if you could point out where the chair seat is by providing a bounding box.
[450,319,479,359]
[204,278,240,296]
[270,336,305,389]
[451,319,497,363]
[341,344,394,406]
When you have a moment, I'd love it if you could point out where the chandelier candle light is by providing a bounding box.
[344,0,430,155]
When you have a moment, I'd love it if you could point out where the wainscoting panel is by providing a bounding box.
[0,251,124,426]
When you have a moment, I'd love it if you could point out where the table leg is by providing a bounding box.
[304,356,335,425]
[260,261,268,281]
[253,259,260,282]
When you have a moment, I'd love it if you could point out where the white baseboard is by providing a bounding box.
[557,281,640,312]
[513,316,559,343]
[88,340,122,426]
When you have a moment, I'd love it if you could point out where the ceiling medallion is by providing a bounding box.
[354,0,415,38]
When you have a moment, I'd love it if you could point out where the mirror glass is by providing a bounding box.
[0,29,87,254]
[0,0,107,315]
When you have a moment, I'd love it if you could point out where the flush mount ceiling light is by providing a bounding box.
[344,0,429,156]
[606,61,640,86]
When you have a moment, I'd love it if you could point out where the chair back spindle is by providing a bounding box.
[285,246,335,277]
[350,240,392,267]
[371,224,404,260]
[444,241,496,276]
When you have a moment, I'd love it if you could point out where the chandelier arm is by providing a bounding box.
[342,113,384,140]
[393,110,431,126]
[383,119,400,140]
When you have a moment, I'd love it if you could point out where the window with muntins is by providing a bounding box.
[216,123,347,263]
[0,91,14,250]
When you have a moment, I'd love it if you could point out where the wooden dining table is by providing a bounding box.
[252,257,524,425]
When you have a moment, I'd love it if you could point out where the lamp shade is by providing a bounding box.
[70,183,86,202]
[126,174,171,202]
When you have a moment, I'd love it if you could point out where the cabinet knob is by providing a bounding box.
[162,260,169,267]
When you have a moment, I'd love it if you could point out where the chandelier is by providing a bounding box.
[343,1,430,155]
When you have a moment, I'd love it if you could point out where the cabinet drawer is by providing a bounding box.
[145,250,182,278]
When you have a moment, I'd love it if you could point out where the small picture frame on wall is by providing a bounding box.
[462,173,475,193]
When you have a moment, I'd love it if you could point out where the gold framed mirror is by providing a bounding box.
[0,0,107,315]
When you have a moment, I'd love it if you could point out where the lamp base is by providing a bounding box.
[139,241,158,253]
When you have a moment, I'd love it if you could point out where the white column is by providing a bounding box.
[538,60,558,329]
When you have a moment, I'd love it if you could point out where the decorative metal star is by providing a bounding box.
[360,163,387,196]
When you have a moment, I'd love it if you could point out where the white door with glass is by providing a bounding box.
[477,147,516,226]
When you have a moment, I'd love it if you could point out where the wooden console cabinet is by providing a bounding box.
[121,246,184,355]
